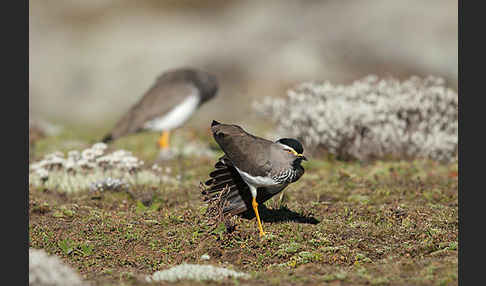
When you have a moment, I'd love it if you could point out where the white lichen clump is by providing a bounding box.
[145,264,249,283]
[29,143,178,193]
[89,177,129,192]
[158,141,217,160]
[29,248,87,286]
[174,141,216,157]
[255,75,458,162]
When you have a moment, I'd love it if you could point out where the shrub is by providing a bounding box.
[29,143,177,193]
[254,75,458,162]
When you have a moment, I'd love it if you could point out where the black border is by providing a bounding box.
[13,0,29,284]
[25,1,30,285]
[458,0,476,285]
[457,0,462,281]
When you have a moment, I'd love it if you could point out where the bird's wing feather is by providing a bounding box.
[108,80,197,140]
[203,155,252,215]
[210,123,274,177]
[203,155,288,217]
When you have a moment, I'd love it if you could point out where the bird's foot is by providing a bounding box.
[158,131,170,149]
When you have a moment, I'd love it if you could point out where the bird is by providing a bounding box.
[101,67,219,151]
[203,120,307,237]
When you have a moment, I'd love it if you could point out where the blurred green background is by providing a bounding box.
[29,0,457,131]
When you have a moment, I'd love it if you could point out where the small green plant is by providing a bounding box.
[58,238,74,255]
[79,243,94,256]
[211,222,226,240]
[275,242,302,257]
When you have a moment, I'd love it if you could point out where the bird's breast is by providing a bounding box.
[272,167,304,184]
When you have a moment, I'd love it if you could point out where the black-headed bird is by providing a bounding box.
[203,120,307,237]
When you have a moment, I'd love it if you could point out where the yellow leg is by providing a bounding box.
[158,131,170,149]
[252,197,266,237]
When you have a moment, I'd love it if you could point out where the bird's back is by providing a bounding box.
[103,68,218,142]
[110,82,197,138]
[210,121,274,177]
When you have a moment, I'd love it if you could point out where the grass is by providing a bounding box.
[29,125,458,286]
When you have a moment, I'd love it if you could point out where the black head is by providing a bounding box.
[276,138,304,155]
[191,69,218,103]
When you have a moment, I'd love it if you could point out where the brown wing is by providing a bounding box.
[203,155,288,217]
[104,80,198,141]
[210,121,274,177]
[203,155,252,215]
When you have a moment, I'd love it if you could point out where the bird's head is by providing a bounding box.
[192,70,218,102]
[275,138,307,163]
[160,67,218,102]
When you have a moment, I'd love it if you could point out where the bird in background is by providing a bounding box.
[102,67,218,151]
[203,120,307,237]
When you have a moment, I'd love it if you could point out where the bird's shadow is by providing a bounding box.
[239,204,320,225]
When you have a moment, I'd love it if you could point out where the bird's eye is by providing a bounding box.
[285,149,292,153]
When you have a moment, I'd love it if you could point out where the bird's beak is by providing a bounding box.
[297,154,307,161]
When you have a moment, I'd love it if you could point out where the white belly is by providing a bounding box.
[234,166,285,198]
[143,94,200,131]
[234,166,278,187]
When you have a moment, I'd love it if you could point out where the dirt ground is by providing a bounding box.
[29,128,458,286]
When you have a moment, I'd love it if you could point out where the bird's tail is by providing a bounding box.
[202,156,252,216]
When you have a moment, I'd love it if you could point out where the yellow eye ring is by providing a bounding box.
[285,149,299,156]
